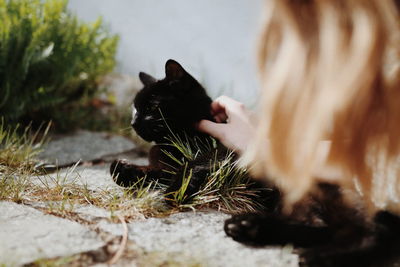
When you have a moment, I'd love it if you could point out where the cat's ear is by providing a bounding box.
[139,72,157,86]
[165,59,186,80]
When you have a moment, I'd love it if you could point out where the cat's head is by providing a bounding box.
[132,59,213,143]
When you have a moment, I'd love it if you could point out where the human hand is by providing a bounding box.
[197,96,256,154]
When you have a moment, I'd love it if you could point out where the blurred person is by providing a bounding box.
[199,0,400,265]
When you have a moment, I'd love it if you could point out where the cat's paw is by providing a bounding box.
[110,159,131,178]
[225,213,295,246]
[110,159,127,175]
[224,213,272,246]
[110,159,145,187]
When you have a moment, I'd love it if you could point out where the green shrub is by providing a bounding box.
[0,0,119,125]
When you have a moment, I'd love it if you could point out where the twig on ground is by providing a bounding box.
[108,214,128,265]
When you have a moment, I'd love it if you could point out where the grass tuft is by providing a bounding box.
[162,132,265,213]
[0,119,50,171]
[0,120,51,203]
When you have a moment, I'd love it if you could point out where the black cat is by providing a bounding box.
[110,59,275,206]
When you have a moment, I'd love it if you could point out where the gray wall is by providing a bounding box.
[68,0,264,105]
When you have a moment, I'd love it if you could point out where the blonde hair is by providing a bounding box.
[243,0,400,213]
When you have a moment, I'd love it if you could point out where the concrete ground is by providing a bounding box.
[0,131,298,267]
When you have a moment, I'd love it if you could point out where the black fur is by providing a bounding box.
[110,59,273,205]
[225,183,400,266]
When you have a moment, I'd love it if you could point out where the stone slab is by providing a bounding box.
[27,201,112,223]
[38,130,137,166]
[0,201,104,266]
[34,165,120,192]
[98,211,299,267]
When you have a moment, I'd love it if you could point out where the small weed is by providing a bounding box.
[0,120,51,203]
[161,132,265,213]
[0,119,50,171]
[166,162,193,205]
[35,172,167,220]
[0,174,30,203]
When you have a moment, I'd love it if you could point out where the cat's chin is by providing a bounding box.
[133,128,157,143]
[134,127,172,143]
[136,133,164,144]
[138,135,155,142]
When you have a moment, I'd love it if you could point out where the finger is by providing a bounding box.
[214,112,228,123]
[211,100,225,114]
[210,101,226,117]
[211,106,228,122]
[197,120,226,140]
[212,95,245,117]
[210,98,228,122]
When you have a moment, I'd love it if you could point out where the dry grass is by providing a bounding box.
[0,121,166,222]
[2,167,169,221]
[0,120,50,203]
[0,120,50,171]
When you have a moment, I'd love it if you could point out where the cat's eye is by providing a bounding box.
[145,104,158,112]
